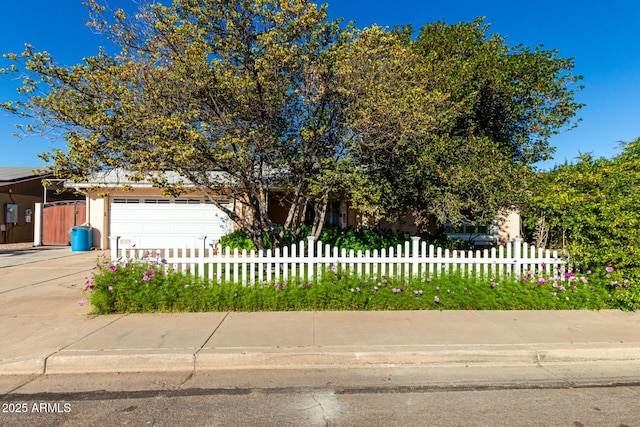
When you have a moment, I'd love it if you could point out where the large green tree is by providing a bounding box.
[339,19,583,230]
[2,0,353,249]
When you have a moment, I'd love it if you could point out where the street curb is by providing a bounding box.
[535,343,640,363]
[196,343,640,370]
[0,356,46,376]
[44,351,196,375]
[3,343,638,375]
[195,345,539,370]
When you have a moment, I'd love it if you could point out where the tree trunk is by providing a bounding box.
[311,193,329,239]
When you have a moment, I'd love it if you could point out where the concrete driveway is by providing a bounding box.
[0,245,102,268]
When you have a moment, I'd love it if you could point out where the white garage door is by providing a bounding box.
[110,197,234,249]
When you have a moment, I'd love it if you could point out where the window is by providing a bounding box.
[112,198,139,204]
[324,201,341,227]
[446,222,492,235]
[304,201,343,228]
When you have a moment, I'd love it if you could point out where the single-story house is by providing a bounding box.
[66,170,520,250]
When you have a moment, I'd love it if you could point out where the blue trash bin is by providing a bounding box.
[70,226,92,251]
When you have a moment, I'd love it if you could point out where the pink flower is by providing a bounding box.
[434,296,440,303]
[580,277,588,284]
[109,265,117,272]
[142,275,150,281]
[108,286,113,292]
[77,300,85,306]
[491,282,497,288]
[606,266,614,273]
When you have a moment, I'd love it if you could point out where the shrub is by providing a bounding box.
[522,138,640,285]
[219,230,256,252]
[219,226,469,253]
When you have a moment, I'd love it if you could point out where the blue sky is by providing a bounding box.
[1,1,639,169]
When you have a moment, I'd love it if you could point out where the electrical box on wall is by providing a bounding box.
[4,204,18,224]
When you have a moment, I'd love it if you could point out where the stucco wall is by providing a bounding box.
[498,210,521,245]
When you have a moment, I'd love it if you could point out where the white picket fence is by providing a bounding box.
[110,236,567,285]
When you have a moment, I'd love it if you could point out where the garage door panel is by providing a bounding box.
[110,198,233,248]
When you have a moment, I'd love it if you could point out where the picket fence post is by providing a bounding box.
[512,237,523,277]
[109,235,120,262]
[307,236,315,282]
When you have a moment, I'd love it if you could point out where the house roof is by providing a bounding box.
[0,167,51,182]
[67,169,234,189]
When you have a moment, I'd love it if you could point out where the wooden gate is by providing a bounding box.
[42,201,87,245]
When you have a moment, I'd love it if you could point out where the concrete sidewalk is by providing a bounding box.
[1,249,640,375]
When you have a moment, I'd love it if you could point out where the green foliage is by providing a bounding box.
[320,227,409,252]
[219,230,257,252]
[338,19,583,228]
[87,256,634,314]
[219,226,468,252]
[219,225,313,251]
[522,138,640,286]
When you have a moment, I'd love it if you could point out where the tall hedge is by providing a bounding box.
[523,138,640,283]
